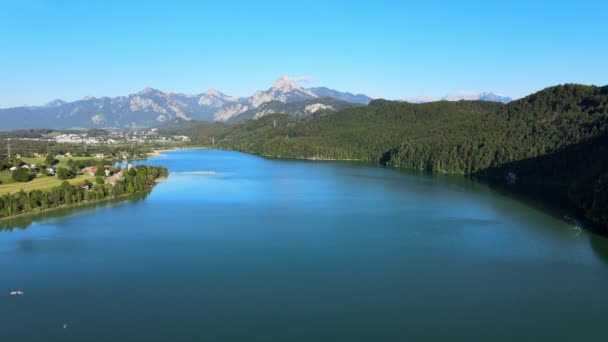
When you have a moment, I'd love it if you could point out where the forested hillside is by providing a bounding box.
[160,84,608,231]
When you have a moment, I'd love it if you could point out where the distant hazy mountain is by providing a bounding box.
[402,96,440,104]
[0,76,374,129]
[44,99,68,108]
[308,87,372,104]
[404,92,512,104]
[442,92,512,103]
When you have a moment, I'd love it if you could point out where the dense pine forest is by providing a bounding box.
[160,84,608,232]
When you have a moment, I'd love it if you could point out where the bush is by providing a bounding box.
[45,154,59,166]
[12,168,34,182]
[96,165,106,177]
[57,167,75,180]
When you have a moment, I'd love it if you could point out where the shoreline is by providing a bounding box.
[0,188,154,224]
[0,175,168,223]
[147,146,209,157]
[256,153,363,162]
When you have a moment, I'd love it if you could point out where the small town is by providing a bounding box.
[8,129,190,145]
[0,146,153,195]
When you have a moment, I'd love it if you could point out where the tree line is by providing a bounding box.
[0,165,168,218]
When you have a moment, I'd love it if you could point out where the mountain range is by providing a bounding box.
[0,76,373,130]
[0,76,511,129]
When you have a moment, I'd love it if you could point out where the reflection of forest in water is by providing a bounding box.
[474,176,599,232]
[0,191,150,232]
[590,234,608,266]
[455,177,608,265]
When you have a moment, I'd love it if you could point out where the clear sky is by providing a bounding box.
[1,0,607,107]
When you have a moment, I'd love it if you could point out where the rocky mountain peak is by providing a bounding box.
[270,76,302,92]
[138,87,163,96]
[206,88,223,97]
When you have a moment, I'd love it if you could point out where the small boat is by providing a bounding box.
[9,290,24,296]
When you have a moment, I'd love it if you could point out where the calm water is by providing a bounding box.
[2,150,608,341]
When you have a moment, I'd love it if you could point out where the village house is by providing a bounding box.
[106,170,124,186]
[47,166,56,176]
[78,183,90,190]
[84,166,98,176]
[94,153,106,159]
[32,152,46,158]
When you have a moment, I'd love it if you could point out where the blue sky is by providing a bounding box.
[0,0,607,107]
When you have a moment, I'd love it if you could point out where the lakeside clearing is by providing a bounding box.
[0,156,113,194]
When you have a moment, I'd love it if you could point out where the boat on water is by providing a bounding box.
[9,291,24,296]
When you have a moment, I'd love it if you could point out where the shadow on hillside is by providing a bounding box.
[474,134,608,236]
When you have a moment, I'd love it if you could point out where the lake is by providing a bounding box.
[2,149,608,341]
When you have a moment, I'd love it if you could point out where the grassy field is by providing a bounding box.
[0,173,95,195]
[0,171,12,185]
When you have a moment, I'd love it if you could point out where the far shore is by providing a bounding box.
[147,146,208,157]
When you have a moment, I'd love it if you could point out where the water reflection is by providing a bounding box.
[590,234,608,265]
